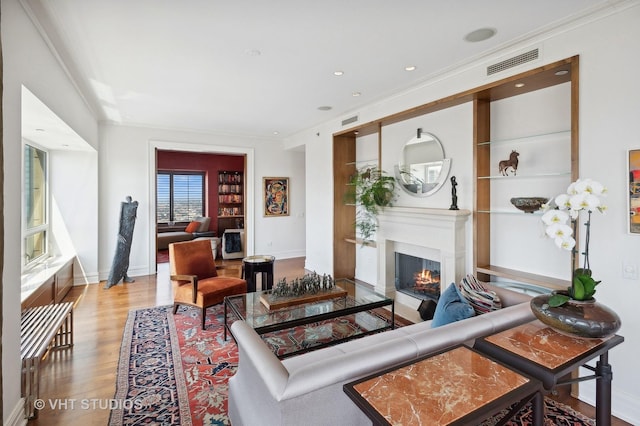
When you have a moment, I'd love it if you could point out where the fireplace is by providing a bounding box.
[376,207,470,311]
[395,252,441,301]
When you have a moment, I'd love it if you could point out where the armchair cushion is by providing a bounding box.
[173,276,247,307]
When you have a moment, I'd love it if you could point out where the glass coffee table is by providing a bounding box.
[224,278,394,358]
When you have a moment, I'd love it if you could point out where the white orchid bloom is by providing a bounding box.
[541,209,569,226]
[545,223,573,239]
[574,178,607,196]
[597,204,608,214]
[569,193,601,212]
[554,194,571,210]
[554,235,576,251]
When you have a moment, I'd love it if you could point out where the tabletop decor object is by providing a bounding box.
[259,272,347,309]
[530,178,621,338]
[510,196,548,213]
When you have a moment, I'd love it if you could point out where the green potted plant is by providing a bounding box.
[344,167,397,244]
[530,178,621,338]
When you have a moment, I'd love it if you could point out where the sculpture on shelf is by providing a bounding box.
[498,150,519,176]
[449,175,459,210]
[105,196,138,289]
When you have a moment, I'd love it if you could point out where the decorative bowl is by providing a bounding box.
[510,197,548,213]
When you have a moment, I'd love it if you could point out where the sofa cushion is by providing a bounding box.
[195,216,211,232]
[457,274,502,315]
[431,283,475,328]
[185,221,201,233]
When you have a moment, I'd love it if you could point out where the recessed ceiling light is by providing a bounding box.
[515,83,525,88]
[318,106,332,111]
[555,70,569,76]
[405,65,417,72]
[273,131,279,135]
[464,28,497,43]
[352,92,361,97]
[244,48,261,56]
[333,71,344,76]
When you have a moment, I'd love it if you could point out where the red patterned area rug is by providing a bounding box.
[112,305,595,426]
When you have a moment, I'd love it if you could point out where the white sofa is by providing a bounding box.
[228,284,535,426]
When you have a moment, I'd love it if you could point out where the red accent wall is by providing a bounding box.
[157,150,245,233]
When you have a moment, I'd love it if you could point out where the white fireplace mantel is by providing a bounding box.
[376,207,471,301]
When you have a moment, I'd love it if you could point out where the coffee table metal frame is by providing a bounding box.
[344,344,544,426]
[224,279,394,357]
[474,321,624,426]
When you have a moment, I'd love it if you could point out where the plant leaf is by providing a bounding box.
[572,276,585,300]
[548,294,570,307]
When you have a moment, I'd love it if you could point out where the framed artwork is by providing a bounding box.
[629,149,640,234]
[264,177,289,217]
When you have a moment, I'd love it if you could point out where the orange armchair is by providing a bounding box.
[169,239,247,329]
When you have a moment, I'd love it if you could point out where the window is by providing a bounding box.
[157,171,205,223]
[24,144,48,266]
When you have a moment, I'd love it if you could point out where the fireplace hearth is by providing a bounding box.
[395,252,441,301]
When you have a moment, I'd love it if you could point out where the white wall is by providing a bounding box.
[99,124,306,280]
[50,149,99,282]
[290,3,640,423]
[2,0,100,422]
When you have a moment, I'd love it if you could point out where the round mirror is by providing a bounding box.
[394,131,451,197]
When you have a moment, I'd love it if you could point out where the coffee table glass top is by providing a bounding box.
[226,278,391,330]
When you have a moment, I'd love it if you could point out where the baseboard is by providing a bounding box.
[270,250,305,260]
[579,379,640,424]
[4,398,27,426]
[74,273,99,285]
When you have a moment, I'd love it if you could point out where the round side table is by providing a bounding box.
[242,255,276,292]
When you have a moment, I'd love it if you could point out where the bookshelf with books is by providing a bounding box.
[218,171,244,235]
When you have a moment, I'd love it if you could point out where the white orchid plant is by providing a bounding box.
[541,178,607,307]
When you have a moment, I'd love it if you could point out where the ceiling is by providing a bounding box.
[23,0,614,140]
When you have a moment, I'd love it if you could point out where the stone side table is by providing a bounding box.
[344,345,543,425]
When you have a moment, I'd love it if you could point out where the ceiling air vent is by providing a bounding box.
[487,48,539,76]
[341,115,358,126]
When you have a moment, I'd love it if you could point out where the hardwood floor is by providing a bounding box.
[27,257,629,425]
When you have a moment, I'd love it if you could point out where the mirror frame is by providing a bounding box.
[394,132,451,197]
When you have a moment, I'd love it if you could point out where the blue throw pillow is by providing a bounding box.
[431,283,475,328]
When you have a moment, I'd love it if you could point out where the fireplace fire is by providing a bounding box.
[395,252,441,301]
[413,269,441,295]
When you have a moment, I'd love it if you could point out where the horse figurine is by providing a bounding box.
[498,150,519,176]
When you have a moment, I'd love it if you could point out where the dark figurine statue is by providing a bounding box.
[499,150,519,176]
[449,176,459,210]
[105,196,139,289]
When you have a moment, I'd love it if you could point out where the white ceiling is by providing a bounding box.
[24,0,614,140]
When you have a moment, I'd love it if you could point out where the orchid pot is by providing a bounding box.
[530,178,621,338]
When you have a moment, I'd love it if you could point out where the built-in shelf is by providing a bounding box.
[476,265,568,291]
[476,210,546,215]
[477,130,570,146]
[345,158,378,166]
[477,171,571,180]
[473,56,578,292]
[344,237,377,248]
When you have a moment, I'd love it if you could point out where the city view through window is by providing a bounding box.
[157,172,205,222]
